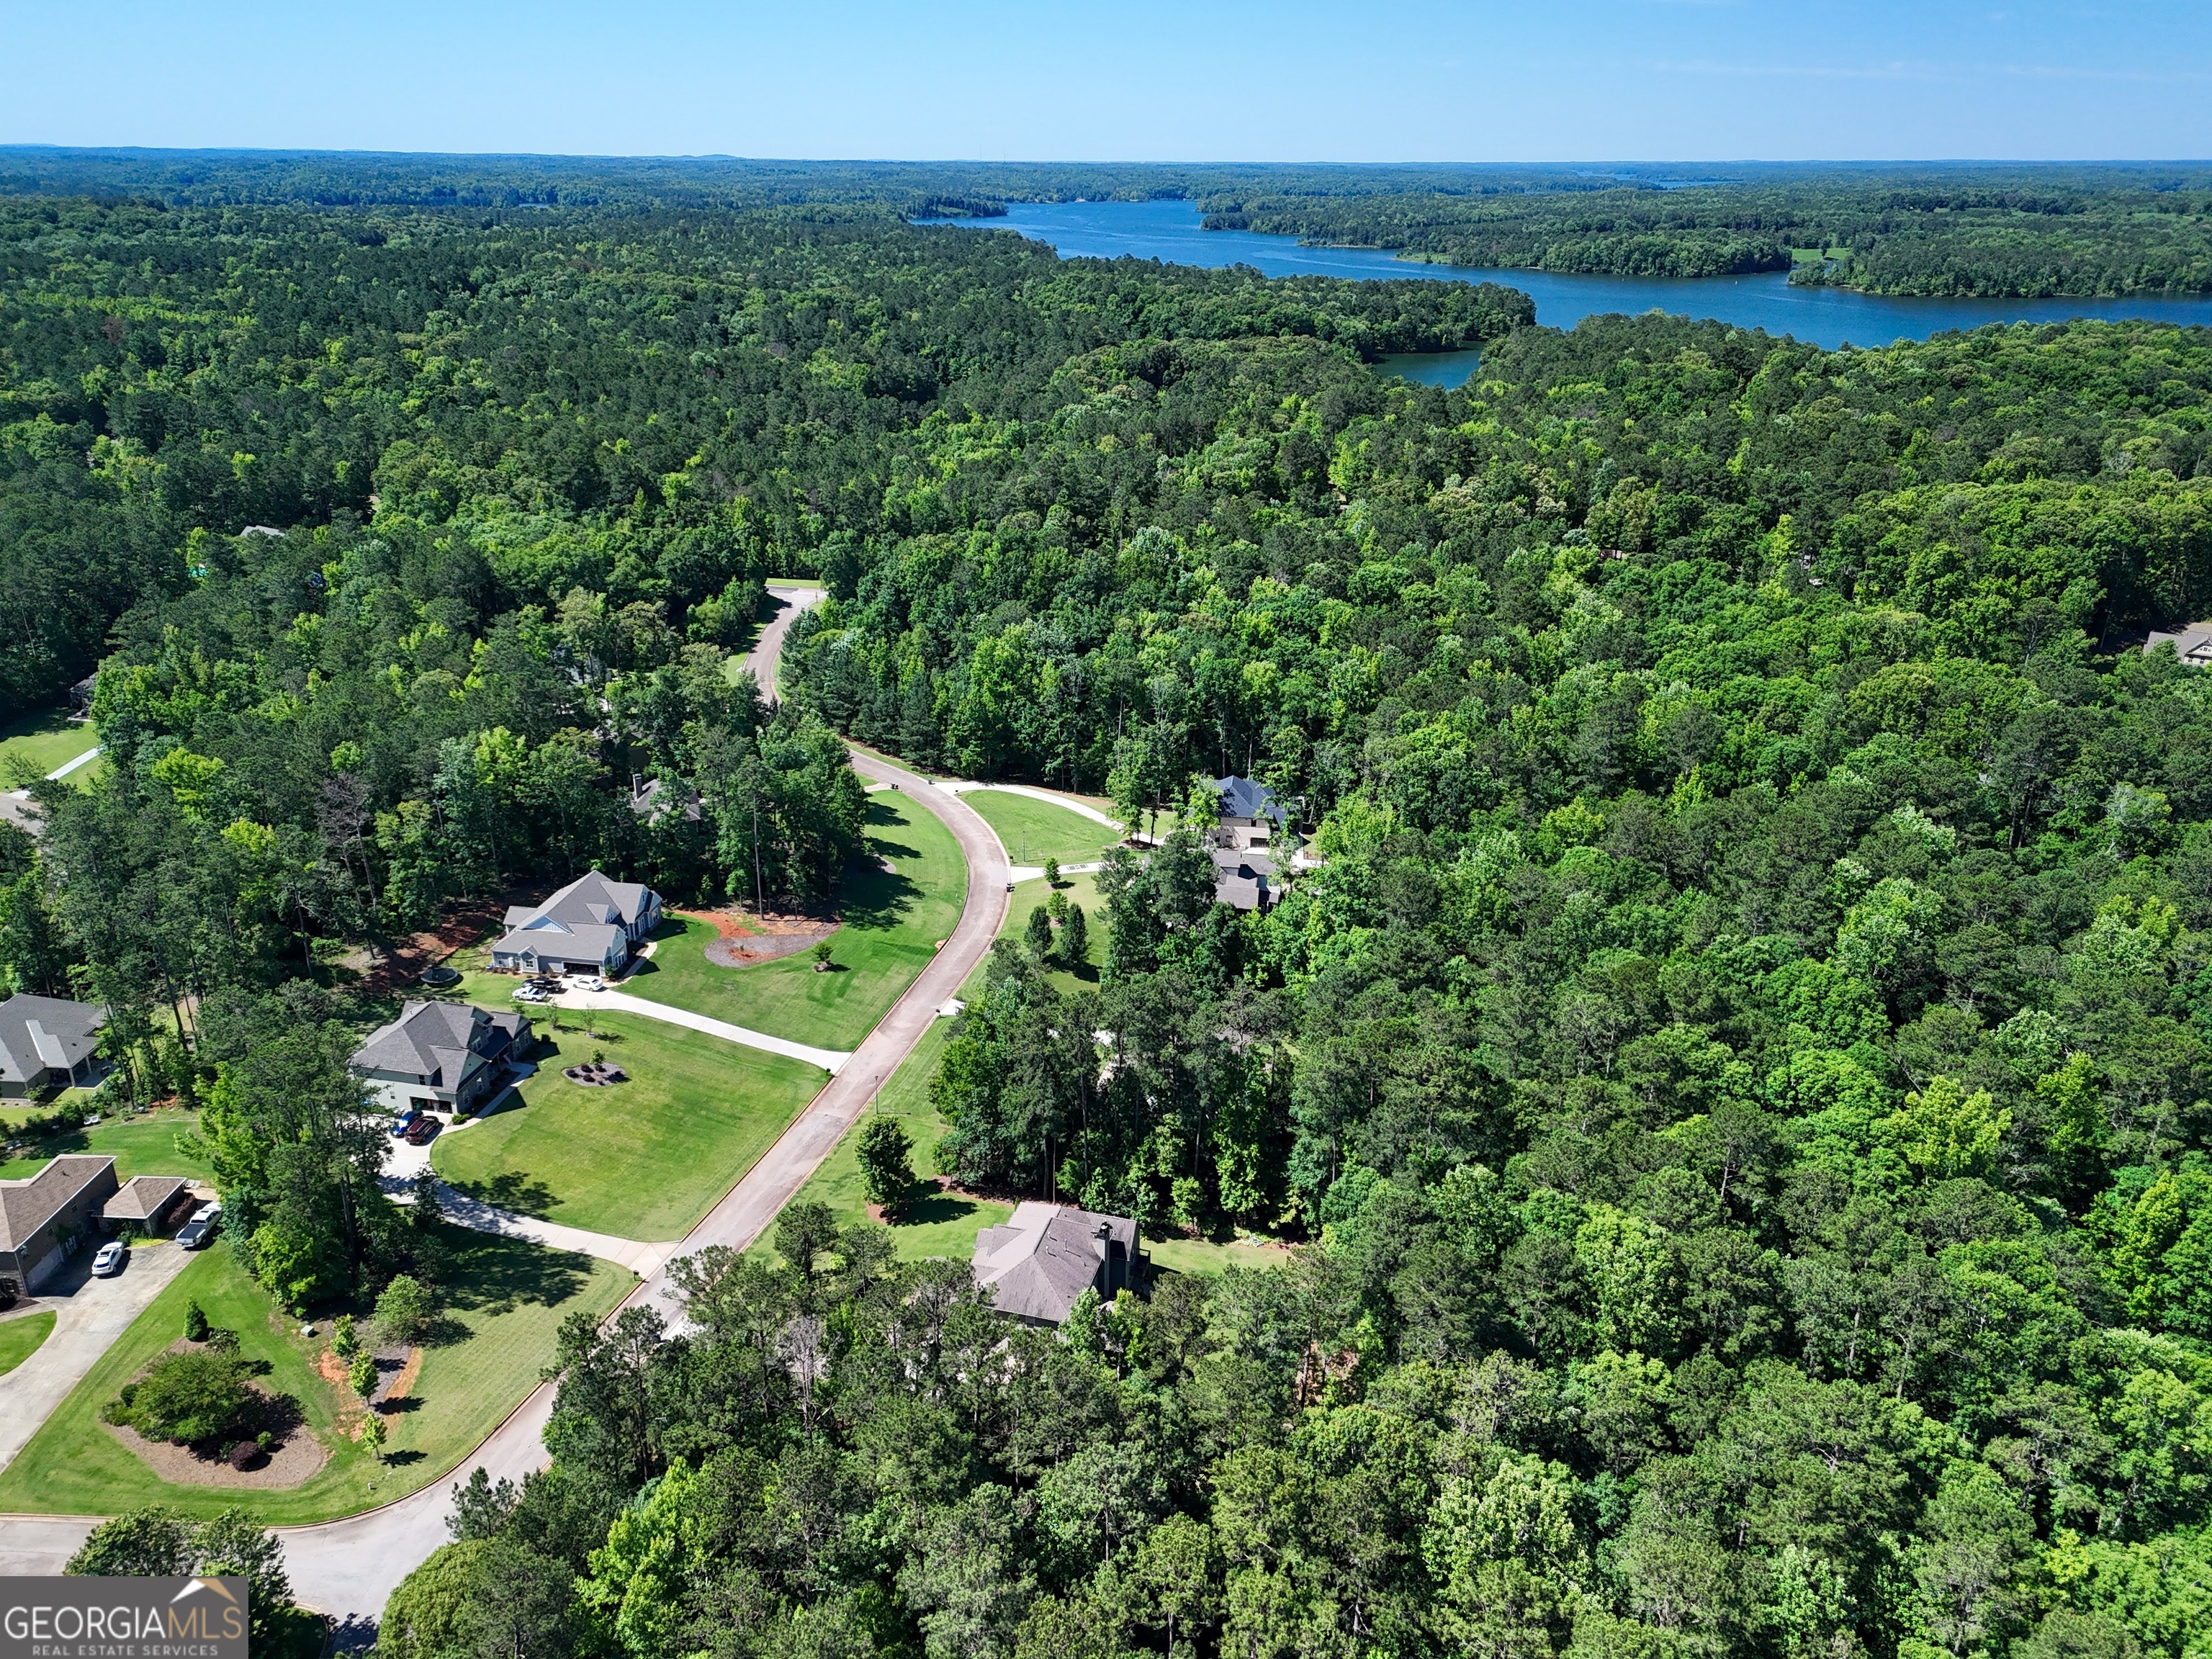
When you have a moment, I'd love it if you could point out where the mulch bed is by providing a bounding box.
[105,1351,328,1491]
[679,907,839,968]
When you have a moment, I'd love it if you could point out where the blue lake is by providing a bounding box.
[919,199,2212,382]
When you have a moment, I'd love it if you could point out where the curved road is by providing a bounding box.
[0,582,1012,1637]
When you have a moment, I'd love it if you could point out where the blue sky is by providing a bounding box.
[2,0,2206,161]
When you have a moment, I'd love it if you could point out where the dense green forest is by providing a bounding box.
[8,151,2212,296]
[1199,166,2212,297]
[9,169,2212,1659]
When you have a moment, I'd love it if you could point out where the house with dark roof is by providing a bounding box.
[103,1174,192,1237]
[971,1202,1145,1326]
[0,994,107,1098]
[489,871,662,976]
[351,1001,531,1116]
[1210,775,1287,834]
[0,1154,118,1292]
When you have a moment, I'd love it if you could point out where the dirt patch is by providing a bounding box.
[678,906,839,968]
[379,1346,423,1406]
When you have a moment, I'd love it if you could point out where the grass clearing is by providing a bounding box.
[0,1107,210,1184]
[0,706,97,787]
[962,789,1123,868]
[432,1010,823,1239]
[754,1012,1013,1267]
[624,792,965,1051]
[0,1228,626,1522]
[998,872,1105,992]
[0,1310,56,1375]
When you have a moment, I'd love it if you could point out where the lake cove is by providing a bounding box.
[919,198,2212,351]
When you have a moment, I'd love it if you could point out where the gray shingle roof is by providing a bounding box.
[973,1202,1140,1324]
[492,870,655,963]
[0,994,105,1086]
[351,1001,524,1092]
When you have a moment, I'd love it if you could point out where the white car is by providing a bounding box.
[514,986,547,1003]
[91,1241,127,1277]
[570,976,605,993]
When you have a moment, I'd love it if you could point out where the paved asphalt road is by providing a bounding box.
[0,581,1008,1637]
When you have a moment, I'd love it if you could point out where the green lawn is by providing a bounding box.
[0,1107,210,1184]
[998,871,1105,992]
[755,1012,1014,1267]
[0,1310,55,1375]
[0,706,97,787]
[962,788,1123,868]
[432,1011,824,1239]
[0,1228,627,1523]
[624,792,966,1051]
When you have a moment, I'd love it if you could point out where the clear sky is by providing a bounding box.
[2,0,2206,162]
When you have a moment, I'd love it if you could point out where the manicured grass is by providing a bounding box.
[0,1228,627,1522]
[755,1012,1014,1267]
[432,1011,824,1239]
[0,1310,55,1375]
[998,871,1106,992]
[624,793,966,1051]
[962,788,1123,868]
[1146,1234,1293,1277]
[0,1107,210,1184]
[0,706,97,787]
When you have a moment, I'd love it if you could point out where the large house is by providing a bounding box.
[351,1000,531,1116]
[489,871,662,977]
[971,1202,1145,1326]
[0,994,107,1097]
[1209,775,1288,838]
[0,1154,119,1292]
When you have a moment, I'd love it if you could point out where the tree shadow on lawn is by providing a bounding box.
[439,1227,594,1317]
[891,1182,983,1229]
[836,855,921,935]
[444,1171,560,1221]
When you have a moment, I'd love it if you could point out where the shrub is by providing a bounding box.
[374,1275,434,1346]
[857,1116,915,1212]
[203,1326,238,1354]
[349,1354,379,1401]
[118,1350,251,1444]
[331,1313,359,1362]
[1043,855,1061,887]
[183,1300,208,1343]
[227,1439,258,1470]
[256,1431,275,1452]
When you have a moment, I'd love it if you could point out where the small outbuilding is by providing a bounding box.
[102,1174,192,1237]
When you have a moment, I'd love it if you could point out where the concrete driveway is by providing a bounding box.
[0,1241,194,1475]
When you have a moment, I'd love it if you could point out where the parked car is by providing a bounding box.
[176,1214,217,1250]
[90,1241,127,1277]
[571,975,605,993]
[388,1109,419,1137]
[514,985,547,1004]
[403,1115,441,1146]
